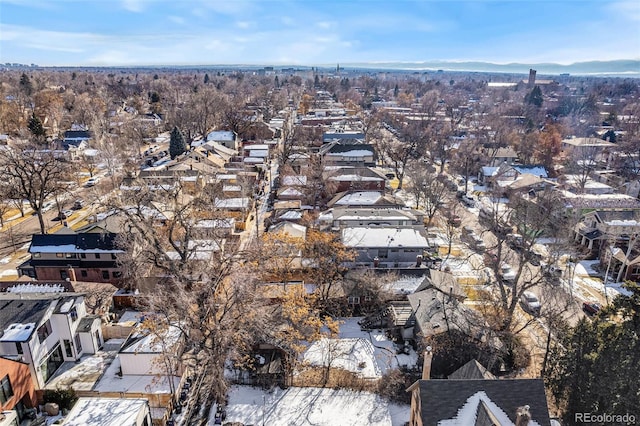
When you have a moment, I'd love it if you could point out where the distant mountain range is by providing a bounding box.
[338,60,640,76]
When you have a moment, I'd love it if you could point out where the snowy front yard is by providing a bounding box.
[210,385,410,426]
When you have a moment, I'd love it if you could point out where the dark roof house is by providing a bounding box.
[407,378,551,426]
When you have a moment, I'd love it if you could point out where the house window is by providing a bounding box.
[80,270,88,277]
[112,271,122,278]
[74,334,82,353]
[69,307,78,321]
[111,253,117,260]
[632,265,640,275]
[33,252,41,259]
[364,295,372,302]
[60,270,68,280]
[37,320,52,343]
[15,342,23,355]
[101,270,109,280]
[378,249,388,258]
[56,253,64,258]
[348,296,360,305]
[63,340,74,358]
[0,375,13,404]
[95,253,101,259]
[65,253,75,259]
[80,253,86,259]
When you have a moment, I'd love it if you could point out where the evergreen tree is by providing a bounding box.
[19,73,33,96]
[525,85,543,107]
[169,126,186,159]
[274,76,279,88]
[28,113,46,139]
[545,282,640,423]
[204,73,210,84]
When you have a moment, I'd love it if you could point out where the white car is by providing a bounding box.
[85,177,99,187]
[500,263,517,283]
[521,291,541,315]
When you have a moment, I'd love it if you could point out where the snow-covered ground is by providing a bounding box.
[335,318,418,372]
[216,318,415,425]
[573,260,632,298]
[210,385,410,426]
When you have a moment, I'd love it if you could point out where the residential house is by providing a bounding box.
[63,397,153,426]
[207,130,240,150]
[561,137,616,165]
[406,378,552,426]
[17,232,124,284]
[329,207,424,230]
[385,273,474,343]
[322,129,365,144]
[479,164,548,188]
[0,293,101,389]
[321,143,376,167]
[341,226,429,268]
[485,147,518,167]
[324,167,386,192]
[327,191,405,209]
[92,322,183,425]
[0,356,37,422]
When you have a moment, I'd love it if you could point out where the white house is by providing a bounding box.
[0,293,101,389]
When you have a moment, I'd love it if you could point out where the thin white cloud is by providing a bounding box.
[316,21,335,29]
[608,1,640,22]
[168,15,186,25]
[236,21,252,29]
[121,0,146,13]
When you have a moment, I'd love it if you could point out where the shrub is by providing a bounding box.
[43,388,78,411]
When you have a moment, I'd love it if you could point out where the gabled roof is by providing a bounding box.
[448,359,496,380]
[0,298,53,341]
[408,379,551,426]
[406,288,484,340]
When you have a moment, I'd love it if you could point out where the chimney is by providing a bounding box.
[422,346,433,380]
[515,405,531,426]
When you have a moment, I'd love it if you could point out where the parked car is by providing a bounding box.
[472,236,486,253]
[500,263,517,283]
[506,233,524,250]
[85,177,99,187]
[72,199,84,210]
[53,210,73,221]
[484,250,499,265]
[447,214,462,227]
[461,193,476,207]
[582,301,601,316]
[521,291,541,316]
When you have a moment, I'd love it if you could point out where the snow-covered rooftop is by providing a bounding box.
[93,356,179,394]
[6,283,65,293]
[214,385,409,426]
[335,191,383,205]
[0,323,35,342]
[342,227,429,248]
[120,324,183,353]
[64,397,149,426]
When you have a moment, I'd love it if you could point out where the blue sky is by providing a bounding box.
[0,0,638,66]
